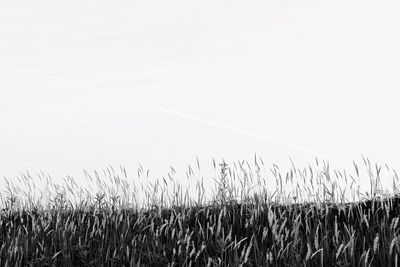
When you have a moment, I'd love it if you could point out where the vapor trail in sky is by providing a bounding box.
[1,62,327,158]
[131,98,328,158]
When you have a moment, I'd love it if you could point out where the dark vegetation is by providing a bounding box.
[1,158,400,266]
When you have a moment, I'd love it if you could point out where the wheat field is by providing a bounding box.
[1,158,399,266]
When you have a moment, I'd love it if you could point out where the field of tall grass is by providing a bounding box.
[1,157,400,266]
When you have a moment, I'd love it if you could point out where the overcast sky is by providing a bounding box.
[1,0,400,186]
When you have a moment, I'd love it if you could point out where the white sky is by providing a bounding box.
[1,0,400,187]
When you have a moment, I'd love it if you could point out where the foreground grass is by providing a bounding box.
[1,158,400,266]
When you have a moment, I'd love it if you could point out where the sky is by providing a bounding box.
[1,0,400,190]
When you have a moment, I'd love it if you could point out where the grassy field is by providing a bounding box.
[1,158,400,266]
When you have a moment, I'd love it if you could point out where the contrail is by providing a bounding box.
[1,63,328,157]
[0,64,87,87]
[130,98,328,157]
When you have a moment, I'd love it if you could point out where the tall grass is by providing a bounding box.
[0,157,399,266]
